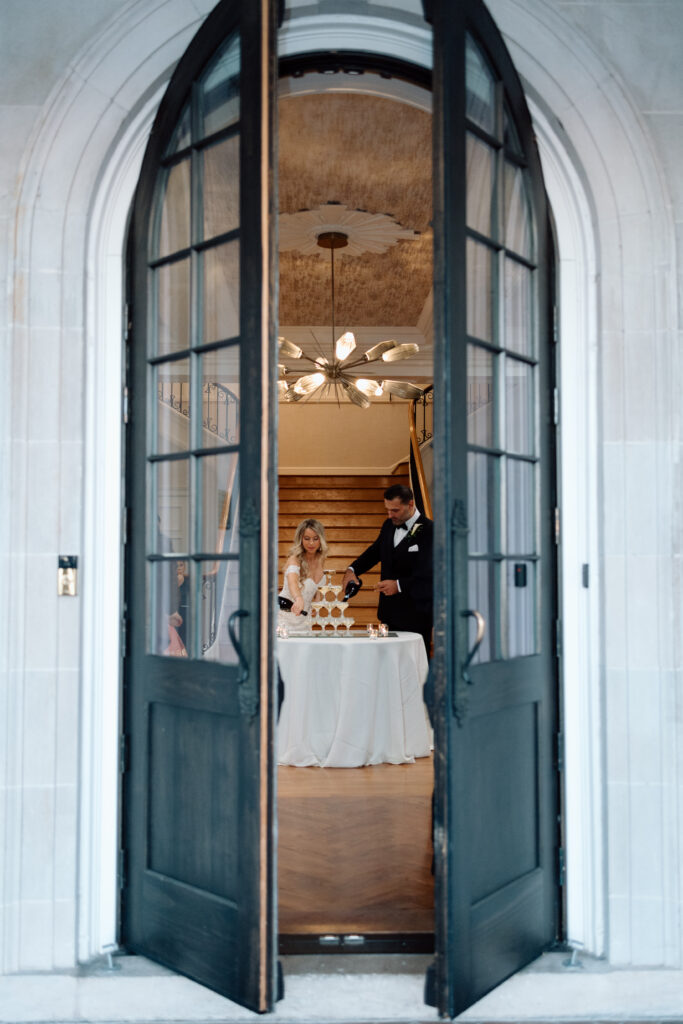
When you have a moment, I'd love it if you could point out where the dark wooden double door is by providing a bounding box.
[121,0,559,1016]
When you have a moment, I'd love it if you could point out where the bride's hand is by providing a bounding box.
[292,596,304,616]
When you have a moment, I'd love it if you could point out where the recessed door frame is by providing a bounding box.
[78,5,603,970]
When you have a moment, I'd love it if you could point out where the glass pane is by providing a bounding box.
[507,459,535,554]
[200,559,240,664]
[155,259,191,356]
[201,33,240,138]
[504,104,522,156]
[505,357,534,456]
[467,239,494,343]
[506,560,536,657]
[201,348,240,446]
[203,241,240,343]
[149,558,188,657]
[468,453,498,555]
[157,159,190,258]
[197,452,240,554]
[504,162,532,258]
[165,103,191,157]
[203,135,240,241]
[468,560,493,663]
[467,345,494,447]
[156,359,190,454]
[466,34,495,135]
[153,459,190,555]
[504,258,534,358]
[467,134,495,237]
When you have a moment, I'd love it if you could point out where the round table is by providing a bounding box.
[276,631,431,768]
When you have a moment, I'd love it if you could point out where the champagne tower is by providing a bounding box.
[310,572,355,632]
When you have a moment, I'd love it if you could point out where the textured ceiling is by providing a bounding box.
[278,93,432,230]
[278,90,433,330]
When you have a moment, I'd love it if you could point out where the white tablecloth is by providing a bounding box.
[277,632,431,768]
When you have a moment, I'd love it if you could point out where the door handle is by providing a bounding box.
[461,609,485,685]
[228,609,250,684]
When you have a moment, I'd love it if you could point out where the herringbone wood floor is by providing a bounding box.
[278,755,434,934]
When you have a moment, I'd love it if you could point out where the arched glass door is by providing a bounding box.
[121,0,558,1016]
[122,0,279,1012]
[429,0,558,1016]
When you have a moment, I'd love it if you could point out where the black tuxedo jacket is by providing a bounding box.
[350,514,434,634]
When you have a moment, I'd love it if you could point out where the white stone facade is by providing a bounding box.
[0,0,680,990]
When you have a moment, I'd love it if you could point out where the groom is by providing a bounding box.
[342,483,434,655]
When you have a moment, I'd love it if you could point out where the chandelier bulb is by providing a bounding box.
[278,336,302,359]
[355,378,384,397]
[363,340,396,362]
[382,379,424,400]
[293,372,326,396]
[340,378,371,409]
[335,331,356,362]
[381,343,420,363]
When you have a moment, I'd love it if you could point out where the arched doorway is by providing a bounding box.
[274,60,436,954]
[120,0,559,1015]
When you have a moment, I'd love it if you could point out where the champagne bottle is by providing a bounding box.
[343,578,363,601]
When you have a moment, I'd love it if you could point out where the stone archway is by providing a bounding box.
[3,0,677,977]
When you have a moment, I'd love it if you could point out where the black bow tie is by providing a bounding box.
[396,523,409,531]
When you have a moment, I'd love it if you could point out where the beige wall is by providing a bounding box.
[278,400,410,474]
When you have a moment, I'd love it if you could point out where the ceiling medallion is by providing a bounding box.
[278,230,424,408]
[278,202,420,257]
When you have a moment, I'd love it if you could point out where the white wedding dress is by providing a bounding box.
[278,564,321,635]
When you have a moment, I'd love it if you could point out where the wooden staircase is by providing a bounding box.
[278,470,409,628]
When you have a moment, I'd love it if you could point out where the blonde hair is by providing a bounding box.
[287,518,328,581]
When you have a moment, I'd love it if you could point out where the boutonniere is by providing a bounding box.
[409,523,423,538]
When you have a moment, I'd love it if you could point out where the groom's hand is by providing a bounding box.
[342,568,359,589]
[376,579,399,596]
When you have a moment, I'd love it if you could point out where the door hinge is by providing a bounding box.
[424,960,437,1006]
[553,386,559,425]
[120,614,128,659]
[122,385,129,425]
[553,305,559,344]
[555,620,562,658]
[558,846,565,887]
[554,507,560,545]
[118,849,128,890]
[121,506,129,544]
[556,730,564,772]
[120,733,130,773]
[123,302,131,342]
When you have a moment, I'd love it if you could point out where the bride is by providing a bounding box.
[278,518,328,634]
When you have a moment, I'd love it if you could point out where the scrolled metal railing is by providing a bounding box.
[202,382,239,444]
[157,380,238,445]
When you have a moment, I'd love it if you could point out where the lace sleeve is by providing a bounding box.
[284,563,300,576]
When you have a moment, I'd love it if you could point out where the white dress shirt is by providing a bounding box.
[394,508,420,546]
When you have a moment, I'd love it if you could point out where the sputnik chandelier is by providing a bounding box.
[278,230,424,408]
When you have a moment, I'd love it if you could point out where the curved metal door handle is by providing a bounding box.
[461,609,486,685]
[228,609,250,684]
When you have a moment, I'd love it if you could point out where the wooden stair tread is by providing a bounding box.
[280,474,408,488]
[279,487,396,501]
[279,514,387,528]
[280,501,389,514]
